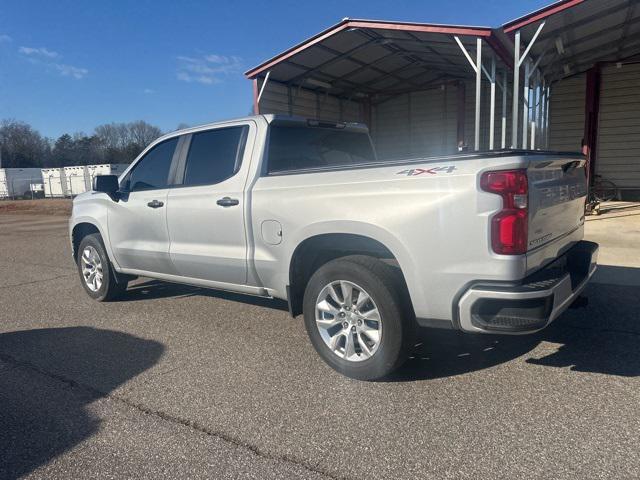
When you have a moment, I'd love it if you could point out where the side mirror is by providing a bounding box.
[93,175,119,197]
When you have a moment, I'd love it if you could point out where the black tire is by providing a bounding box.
[76,233,127,301]
[303,255,414,381]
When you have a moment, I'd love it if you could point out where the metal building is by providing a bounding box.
[246,0,640,199]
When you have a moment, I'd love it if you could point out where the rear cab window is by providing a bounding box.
[267,121,376,174]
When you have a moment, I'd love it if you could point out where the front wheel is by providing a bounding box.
[303,255,414,381]
[76,233,127,301]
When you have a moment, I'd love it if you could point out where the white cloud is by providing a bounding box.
[143,88,155,94]
[19,46,59,58]
[0,34,12,43]
[177,54,242,85]
[54,63,88,79]
[18,45,87,80]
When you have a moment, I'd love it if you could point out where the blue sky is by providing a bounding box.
[0,0,550,139]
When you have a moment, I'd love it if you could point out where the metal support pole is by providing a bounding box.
[545,85,551,148]
[512,30,520,148]
[537,77,544,149]
[489,56,496,150]
[252,79,260,115]
[475,38,482,151]
[456,81,466,150]
[501,70,507,149]
[522,60,530,149]
[256,71,271,109]
[530,80,537,149]
[454,36,484,151]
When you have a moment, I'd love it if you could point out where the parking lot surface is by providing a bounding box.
[1,212,639,479]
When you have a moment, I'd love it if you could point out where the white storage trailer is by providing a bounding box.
[0,168,44,199]
[43,164,128,197]
[85,164,128,192]
[42,168,68,198]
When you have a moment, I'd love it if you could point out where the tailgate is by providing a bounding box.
[527,155,587,254]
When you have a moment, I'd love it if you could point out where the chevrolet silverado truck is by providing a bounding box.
[70,115,598,380]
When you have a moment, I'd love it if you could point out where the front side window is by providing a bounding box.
[267,125,376,174]
[124,137,178,191]
[182,126,247,186]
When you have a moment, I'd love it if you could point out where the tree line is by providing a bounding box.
[0,119,168,169]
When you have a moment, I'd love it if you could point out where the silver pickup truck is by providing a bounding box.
[70,115,598,380]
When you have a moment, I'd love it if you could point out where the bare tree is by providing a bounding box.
[128,121,162,148]
[0,119,50,168]
[1,118,164,168]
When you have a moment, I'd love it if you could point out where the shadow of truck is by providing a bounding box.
[0,327,164,480]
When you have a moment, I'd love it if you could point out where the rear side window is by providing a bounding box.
[267,125,376,174]
[182,126,248,186]
[125,137,178,191]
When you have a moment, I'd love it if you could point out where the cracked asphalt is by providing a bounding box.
[1,212,639,479]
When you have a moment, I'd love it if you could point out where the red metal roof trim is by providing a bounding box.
[502,0,585,33]
[244,19,493,79]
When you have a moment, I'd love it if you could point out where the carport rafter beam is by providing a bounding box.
[546,36,640,80]
[351,28,473,92]
[404,31,459,67]
[536,0,639,44]
[284,59,378,93]
[314,43,427,90]
[285,38,379,86]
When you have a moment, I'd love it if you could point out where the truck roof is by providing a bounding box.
[161,114,369,142]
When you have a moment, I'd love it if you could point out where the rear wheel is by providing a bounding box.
[303,255,413,380]
[77,233,127,301]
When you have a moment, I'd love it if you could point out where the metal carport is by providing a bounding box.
[245,1,640,198]
[244,19,514,159]
[497,0,640,198]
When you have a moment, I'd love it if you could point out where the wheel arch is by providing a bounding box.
[71,222,101,261]
[287,231,413,318]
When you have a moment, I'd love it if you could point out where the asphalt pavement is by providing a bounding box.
[1,213,639,479]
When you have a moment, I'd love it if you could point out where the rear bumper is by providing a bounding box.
[457,241,598,334]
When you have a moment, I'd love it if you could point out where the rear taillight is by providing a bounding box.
[481,169,528,255]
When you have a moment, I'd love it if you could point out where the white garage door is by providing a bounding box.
[596,63,640,189]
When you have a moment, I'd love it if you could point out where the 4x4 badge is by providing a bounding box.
[397,166,456,176]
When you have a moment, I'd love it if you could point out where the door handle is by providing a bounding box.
[216,197,239,207]
[147,199,164,208]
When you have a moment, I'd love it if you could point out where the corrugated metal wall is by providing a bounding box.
[549,73,586,152]
[371,85,458,159]
[259,81,363,122]
[596,63,640,189]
